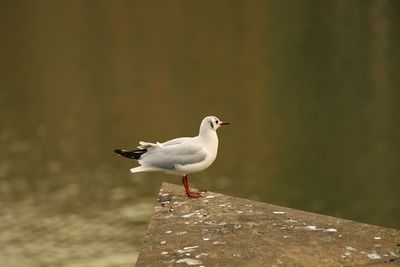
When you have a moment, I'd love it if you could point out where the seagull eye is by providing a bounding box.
[216,120,219,124]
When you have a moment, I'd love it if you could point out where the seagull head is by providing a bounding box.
[199,116,229,135]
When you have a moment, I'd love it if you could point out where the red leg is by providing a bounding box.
[182,175,201,198]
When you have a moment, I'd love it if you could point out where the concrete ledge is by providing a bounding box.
[136,183,400,266]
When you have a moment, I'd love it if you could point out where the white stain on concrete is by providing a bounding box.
[305,225,319,231]
[184,246,199,250]
[323,228,338,233]
[182,212,199,218]
[367,251,381,260]
[176,258,203,265]
[176,231,187,235]
[390,251,400,257]
[195,253,208,258]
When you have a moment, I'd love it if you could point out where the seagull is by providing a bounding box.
[114,116,229,198]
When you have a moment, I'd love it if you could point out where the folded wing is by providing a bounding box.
[138,137,191,149]
[139,140,206,170]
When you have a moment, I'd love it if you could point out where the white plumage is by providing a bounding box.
[114,116,229,197]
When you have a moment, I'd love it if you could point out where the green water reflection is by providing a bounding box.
[1,1,400,266]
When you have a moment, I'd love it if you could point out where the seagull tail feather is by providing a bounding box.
[130,166,160,173]
[114,148,147,160]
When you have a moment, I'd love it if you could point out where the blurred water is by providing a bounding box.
[1,1,400,266]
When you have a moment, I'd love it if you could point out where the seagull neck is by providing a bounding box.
[198,129,218,142]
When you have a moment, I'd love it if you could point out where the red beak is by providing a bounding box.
[220,121,230,126]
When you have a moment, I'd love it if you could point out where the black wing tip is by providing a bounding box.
[113,148,147,160]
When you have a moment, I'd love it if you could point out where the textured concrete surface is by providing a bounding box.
[136,183,400,267]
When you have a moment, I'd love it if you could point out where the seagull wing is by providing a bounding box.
[161,137,192,147]
[139,140,207,170]
[138,137,191,149]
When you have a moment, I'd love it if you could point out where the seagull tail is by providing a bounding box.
[130,166,161,173]
[114,148,147,160]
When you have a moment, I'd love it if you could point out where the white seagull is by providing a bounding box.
[114,116,229,198]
